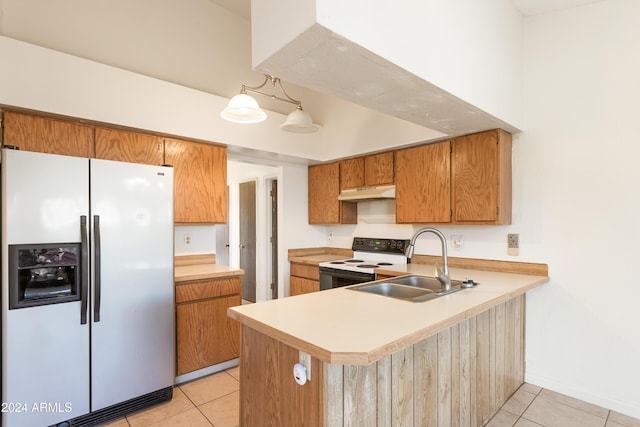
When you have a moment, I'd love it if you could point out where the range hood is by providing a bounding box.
[338,185,396,201]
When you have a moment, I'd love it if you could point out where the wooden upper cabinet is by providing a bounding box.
[451,129,512,224]
[395,141,451,223]
[2,111,94,157]
[339,158,365,190]
[339,152,394,190]
[164,138,228,224]
[308,162,356,224]
[95,128,164,165]
[364,152,394,186]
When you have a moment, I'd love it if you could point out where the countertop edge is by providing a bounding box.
[228,274,549,365]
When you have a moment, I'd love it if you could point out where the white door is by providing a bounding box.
[1,149,91,426]
[89,159,174,411]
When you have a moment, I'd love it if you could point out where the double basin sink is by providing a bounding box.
[349,275,465,303]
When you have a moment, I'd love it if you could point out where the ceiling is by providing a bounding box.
[209,0,603,20]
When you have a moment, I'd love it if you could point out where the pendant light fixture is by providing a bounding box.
[220,74,318,133]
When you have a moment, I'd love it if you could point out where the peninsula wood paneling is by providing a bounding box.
[95,127,164,165]
[322,294,526,427]
[240,326,321,427]
[3,111,94,157]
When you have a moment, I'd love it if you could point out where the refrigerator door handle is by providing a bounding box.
[80,215,89,325]
[94,215,102,322]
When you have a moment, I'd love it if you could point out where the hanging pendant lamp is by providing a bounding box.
[220,74,318,133]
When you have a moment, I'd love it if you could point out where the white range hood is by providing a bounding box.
[337,185,396,201]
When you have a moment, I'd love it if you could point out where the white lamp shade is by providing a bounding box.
[220,93,267,123]
[280,108,318,133]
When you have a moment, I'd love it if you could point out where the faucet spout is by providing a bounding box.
[405,227,451,291]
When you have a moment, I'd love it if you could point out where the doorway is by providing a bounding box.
[239,180,257,302]
[268,178,278,299]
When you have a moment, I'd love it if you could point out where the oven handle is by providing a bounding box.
[80,215,89,325]
[319,267,375,282]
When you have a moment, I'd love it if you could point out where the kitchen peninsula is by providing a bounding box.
[228,264,548,426]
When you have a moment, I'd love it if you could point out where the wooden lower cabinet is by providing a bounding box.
[290,262,320,296]
[176,276,241,375]
[239,294,525,426]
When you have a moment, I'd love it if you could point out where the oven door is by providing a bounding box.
[319,267,375,290]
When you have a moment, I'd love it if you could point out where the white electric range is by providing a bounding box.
[318,237,409,290]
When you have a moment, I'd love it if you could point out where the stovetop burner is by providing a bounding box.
[318,237,411,275]
[330,259,364,265]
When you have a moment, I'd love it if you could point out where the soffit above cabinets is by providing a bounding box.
[206,0,605,20]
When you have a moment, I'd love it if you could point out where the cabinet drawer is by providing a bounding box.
[290,263,320,280]
[176,277,241,304]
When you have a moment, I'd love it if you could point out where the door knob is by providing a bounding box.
[239,244,245,248]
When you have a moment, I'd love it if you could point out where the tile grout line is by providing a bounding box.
[512,385,544,427]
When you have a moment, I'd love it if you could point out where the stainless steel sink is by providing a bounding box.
[349,275,463,302]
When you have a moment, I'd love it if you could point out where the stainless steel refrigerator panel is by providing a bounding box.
[2,150,90,427]
[89,159,174,411]
[2,149,89,245]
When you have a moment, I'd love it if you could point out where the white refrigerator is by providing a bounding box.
[1,148,175,427]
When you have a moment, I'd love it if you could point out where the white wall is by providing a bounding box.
[315,0,524,130]
[0,0,440,160]
[520,0,640,418]
[323,0,640,419]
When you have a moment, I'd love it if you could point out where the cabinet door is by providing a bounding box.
[290,276,320,296]
[176,294,241,375]
[164,139,228,223]
[95,128,164,165]
[365,152,394,186]
[451,129,511,224]
[395,141,451,223]
[339,158,365,190]
[309,162,344,224]
[3,111,94,157]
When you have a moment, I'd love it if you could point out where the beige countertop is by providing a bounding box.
[175,263,244,283]
[228,267,548,365]
[288,253,347,265]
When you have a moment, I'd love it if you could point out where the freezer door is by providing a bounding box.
[1,149,90,427]
[89,159,174,411]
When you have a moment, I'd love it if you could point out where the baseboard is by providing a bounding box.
[525,372,640,420]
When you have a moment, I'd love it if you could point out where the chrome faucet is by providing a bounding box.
[405,227,451,291]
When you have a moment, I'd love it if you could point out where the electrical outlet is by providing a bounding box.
[507,233,519,256]
[184,234,192,245]
[451,235,464,250]
[299,351,311,381]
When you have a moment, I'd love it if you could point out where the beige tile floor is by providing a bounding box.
[101,367,240,427]
[487,383,640,427]
[100,370,640,427]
